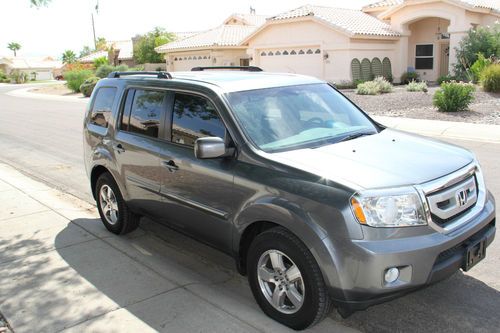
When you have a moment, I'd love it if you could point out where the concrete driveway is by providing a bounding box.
[0,85,498,332]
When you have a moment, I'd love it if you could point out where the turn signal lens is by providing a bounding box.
[350,197,367,224]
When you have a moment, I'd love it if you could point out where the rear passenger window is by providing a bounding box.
[91,87,117,127]
[125,89,167,138]
[172,93,225,146]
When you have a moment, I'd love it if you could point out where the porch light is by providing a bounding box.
[323,52,329,60]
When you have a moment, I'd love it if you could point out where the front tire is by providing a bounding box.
[247,227,331,330]
[95,172,140,235]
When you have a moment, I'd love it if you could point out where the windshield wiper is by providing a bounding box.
[337,132,375,143]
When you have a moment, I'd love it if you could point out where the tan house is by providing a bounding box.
[156,13,268,71]
[78,40,136,67]
[156,1,499,83]
[0,56,63,80]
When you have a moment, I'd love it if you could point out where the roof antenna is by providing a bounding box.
[250,6,256,14]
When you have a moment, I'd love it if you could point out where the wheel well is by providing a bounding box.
[90,165,109,199]
[237,221,279,275]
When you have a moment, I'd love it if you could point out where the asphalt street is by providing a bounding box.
[0,84,498,332]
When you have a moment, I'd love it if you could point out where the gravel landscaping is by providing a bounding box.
[29,84,84,98]
[343,86,500,125]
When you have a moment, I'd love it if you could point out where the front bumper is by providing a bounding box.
[322,193,496,313]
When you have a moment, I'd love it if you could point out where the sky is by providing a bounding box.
[0,0,374,59]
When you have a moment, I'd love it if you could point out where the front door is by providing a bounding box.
[158,92,235,252]
[439,43,450,77]
[114,88,168,216]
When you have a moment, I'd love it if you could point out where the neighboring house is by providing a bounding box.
[156,1,499,82]
[78,40,136,67]
[0,56,63,80]
[155,13,268,71]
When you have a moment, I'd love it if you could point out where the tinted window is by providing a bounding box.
[416,44,433,57]
[172,94,225,146]
[415,58,433,70]
[91,87,117,127]
[127,89,166,138]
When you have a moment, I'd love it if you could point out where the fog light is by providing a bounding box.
[384,267,400,283]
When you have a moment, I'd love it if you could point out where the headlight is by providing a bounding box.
[350,187,427,227]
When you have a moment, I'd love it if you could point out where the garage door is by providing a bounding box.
[36,71,53,80]
[258,47,323,79]
[172,54,211,72]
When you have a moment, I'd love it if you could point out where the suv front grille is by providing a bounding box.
[426,174,478,227]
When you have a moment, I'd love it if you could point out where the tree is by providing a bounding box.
[7,42,21,57]
[96,37,108,51]
[134,27,175,64]
[79,46,93,58]
[62,50,77,64]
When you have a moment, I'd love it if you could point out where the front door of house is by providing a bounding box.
[439,43,450,77]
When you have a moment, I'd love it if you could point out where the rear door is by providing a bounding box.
[158,91,235,252]
[113,87,168,216]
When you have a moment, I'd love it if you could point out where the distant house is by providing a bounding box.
[0,56,63,80]
[78,40,135,67]
[155,13,269,71]
[156,1,500,82]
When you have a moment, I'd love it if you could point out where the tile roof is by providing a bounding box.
[223,13,268,26]
[78,50,108,63]
[109,40,133,59]
[0,57,62,69]
[270,5,401,37]
[156,25,258,51]
[363,0,500,12]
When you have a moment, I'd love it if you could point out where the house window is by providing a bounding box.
[415,44,433,70]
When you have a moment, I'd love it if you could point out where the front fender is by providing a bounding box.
[232,196,343,291]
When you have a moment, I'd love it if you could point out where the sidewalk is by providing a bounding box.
[0,163,355,333]
[373,116,500,143]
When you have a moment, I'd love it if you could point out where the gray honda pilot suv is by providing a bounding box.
[84,69,496,330]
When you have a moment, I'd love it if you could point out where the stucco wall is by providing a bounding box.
[166,49,248,71]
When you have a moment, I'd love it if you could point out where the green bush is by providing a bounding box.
[437,74,457,85]
[454,23,500,79]
[480,64,500,92]
[400,71,419,84]
[433,81,475,112]
[79,77,100,97]
[470,53,492,82]
[0,70,9,83]
[406,80,428,92]
[374,76,392,93]
[95,64,129,78]
[93,56,109,68]
[65,70,94,93]
[9,70,29,84]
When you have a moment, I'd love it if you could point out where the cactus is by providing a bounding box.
[361,58,372,82]
[382,57,392,80]
[371,57,383,78]
[351,59,362,82]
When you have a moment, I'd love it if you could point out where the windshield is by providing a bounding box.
[226,83,378,152]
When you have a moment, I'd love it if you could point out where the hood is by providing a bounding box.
[267,129,474,190]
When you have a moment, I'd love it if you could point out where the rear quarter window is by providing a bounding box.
[90,87,117,127]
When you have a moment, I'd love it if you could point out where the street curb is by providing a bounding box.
[373,116,500,143]
[6,86,88,103]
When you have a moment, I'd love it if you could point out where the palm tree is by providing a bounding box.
[7,42,21,57]
[62,50,77,64]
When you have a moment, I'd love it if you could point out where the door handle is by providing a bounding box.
[162,160,179,172]
[112,143,125,154]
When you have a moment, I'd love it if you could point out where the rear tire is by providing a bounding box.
[95,172,140,235]
[247,227,331,330]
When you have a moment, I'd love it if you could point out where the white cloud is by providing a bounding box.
[0,0,373,58]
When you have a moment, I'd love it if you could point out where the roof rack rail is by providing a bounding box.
[191,66,263,72]
[108,71,172,79]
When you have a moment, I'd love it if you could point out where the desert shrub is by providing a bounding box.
[65,70,94,92]
[356,81,379,95]
[470,53,492,82]
[63,62,94,73]
[400,71,419,84]
[480,64,500,92]
[9,70,29,84]
[79,77,100,97]
[0,70,9,83]
[437,74,457,85]
[96,64,129,78]
[93,56,109,68]
[406,80,428,92]
[433,81,475,112]
[356,76,392,95]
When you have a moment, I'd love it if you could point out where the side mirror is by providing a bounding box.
[194,137,228,159]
